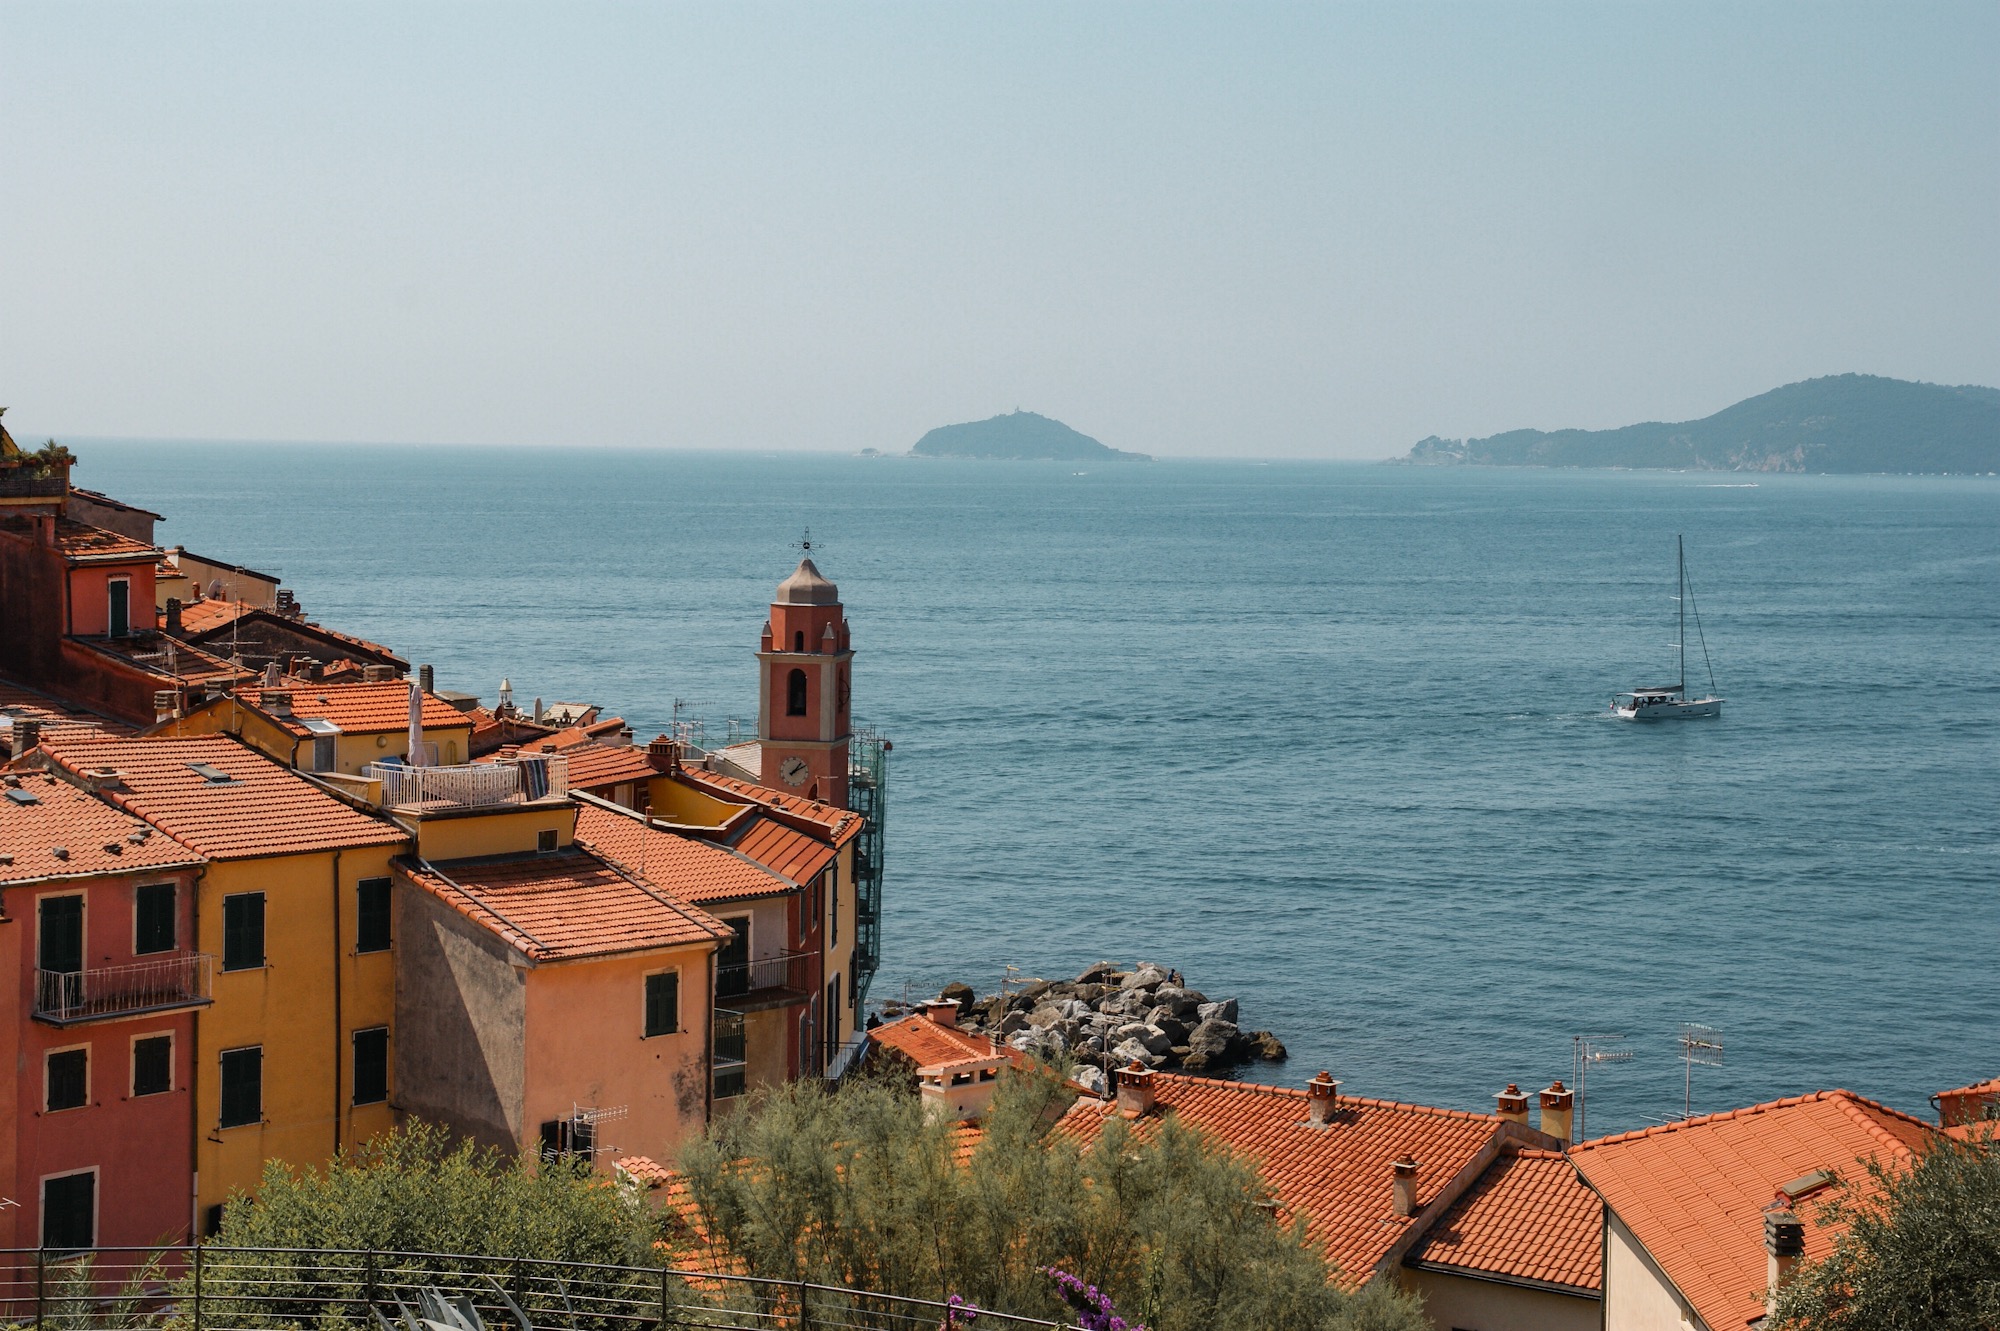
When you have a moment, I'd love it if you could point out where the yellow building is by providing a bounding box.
[158,681,474,777]
[34,733,409,1225]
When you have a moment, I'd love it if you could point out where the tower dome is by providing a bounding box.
[775,557,839,606]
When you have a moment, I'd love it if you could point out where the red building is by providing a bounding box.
[0,770,207,1248]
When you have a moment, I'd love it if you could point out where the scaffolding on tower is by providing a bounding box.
[848,726,889,1009]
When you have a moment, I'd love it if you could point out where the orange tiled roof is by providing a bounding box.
[574,800,798,903]
[35,734,406,860]
[729,816,836,883]
[1059,1074,1508,1287]
[870,1014,1020,1070]
[41,517,159,563]
[0,771,203,885]
[1937,1076,2000,1098]
[170,598,254,635]
[237,683,468,736]
[559,743,660,790]
[1569,1091,1937,1331]
[677,764,863,845]
[1404,1147,1601,1293]
[398,847,732,962]
[69,634,252,688]
[1,676,136,743]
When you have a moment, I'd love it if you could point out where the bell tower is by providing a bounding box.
[756,550,853,807]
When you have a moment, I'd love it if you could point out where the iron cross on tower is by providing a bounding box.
[794,528,819,558]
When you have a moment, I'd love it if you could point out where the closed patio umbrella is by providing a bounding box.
[406,678,429,766]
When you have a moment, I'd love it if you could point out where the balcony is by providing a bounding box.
[713,1007,747,1101]
[0,462,69,504]
[35,953,214,1026]
[364,754,568,812]
[714,950,814,1012]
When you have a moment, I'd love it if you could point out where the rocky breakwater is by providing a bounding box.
[916,962,1287,1093]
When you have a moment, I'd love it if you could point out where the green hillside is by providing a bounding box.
[911,411,1149,461]
[1399,375,2000,473]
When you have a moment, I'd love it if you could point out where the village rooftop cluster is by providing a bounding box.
[0,428,1991,1331]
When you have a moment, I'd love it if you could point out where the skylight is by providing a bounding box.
[4,788,39,806]
[188,762,237,784]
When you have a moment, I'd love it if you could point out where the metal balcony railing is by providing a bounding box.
[366,755,567,810]
[714,950,812,1002]
[34,953,214,1025]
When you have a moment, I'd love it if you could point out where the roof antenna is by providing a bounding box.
[1677,1024,1723,1120]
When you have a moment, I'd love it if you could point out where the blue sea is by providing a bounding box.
[79,442,2000,1135]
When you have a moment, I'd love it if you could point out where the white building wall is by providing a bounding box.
[1404,1267,1600,1331]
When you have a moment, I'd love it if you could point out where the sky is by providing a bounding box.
[3,3,1996,459]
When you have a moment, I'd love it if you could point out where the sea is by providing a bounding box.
[77,441,2000,1136]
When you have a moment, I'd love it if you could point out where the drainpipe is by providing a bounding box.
[703,946,715,1125]
[331,849,344,1156]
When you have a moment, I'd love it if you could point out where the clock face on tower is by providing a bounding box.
[779,756,811,787]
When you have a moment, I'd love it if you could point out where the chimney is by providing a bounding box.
[1305,1071,1341,1126]
[362,664,394,683]
[152,690,179,724]
[262,661,282,687]
[533,697,544,723]
[919,998,959,1029]
[419,664,434,693]
[1391,1156,1420,1217]
[616,726,634,748]
[1540,1081,1575,1144]
[35,513,57,547]
[11,719,41,760]
[648,736,679,770]
[1116,1060,1157,1119]
[919,1061,1002,1124]
[1495,1083,1530,1126]
[165,597,183,633]
[265,690,292,718]
[1765,1207,1805,1318]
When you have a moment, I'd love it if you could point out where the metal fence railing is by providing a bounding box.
[34,955,214,1025]
[0,1246,1076,1331]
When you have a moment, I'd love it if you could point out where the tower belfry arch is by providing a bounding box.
[756,548,854,808]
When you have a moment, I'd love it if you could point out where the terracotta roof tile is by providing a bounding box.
[728,816,835,883]
[0,771,203,885]
[1059,1074,1507,1287]
[398,847,732,962]
[44,517,159,563]
[237,683,467,736]
[1569,1091,1938,1331]
[36,734,406,860]
[574,800,798,904]
[71,634,252,688]
[1405,1148,1601,1293]
[0,676,136,743]
[169,598,254,635]
[560,743,661,790]
[870,1015,1019,1070]
[677,764,863,846]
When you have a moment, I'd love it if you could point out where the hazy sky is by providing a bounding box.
[4,3,1995,459]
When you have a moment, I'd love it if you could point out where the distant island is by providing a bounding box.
[1396,374,2000,474]
[911,410,1150,462]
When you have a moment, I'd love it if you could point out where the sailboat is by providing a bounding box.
[1612,536,1723,720]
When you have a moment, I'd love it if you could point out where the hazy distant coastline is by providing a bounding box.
[1394,374,2000,474]
[910,410,1150,462]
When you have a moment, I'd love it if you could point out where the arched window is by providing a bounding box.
[838,668,848,714]
[793,630,805,653]
[786,668,808,716]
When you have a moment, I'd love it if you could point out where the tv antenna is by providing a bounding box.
[1572,1033,1633,1142]
[1677,1024,1723,1120]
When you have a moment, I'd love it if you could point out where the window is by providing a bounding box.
[826,975,841,1051]
[222,893,265,970]
[134,883,176,954]
[828,865,838,947]
[356,878,392,952]
[38,894,84,973]
[352,1027,388,1105]
[132,1034,173,1096]
[41,1172,95,1250]
[219,1046,262,1127]
[108,578,131,638]
[793,630,805,653]
[46,1047,88,1111]
[785,668,808,716]
[716,918,750,998]
[644,971,680,1037]
[713,1065,746,1099]
[539,1118,593,1161]
[313,735,336,771]
[536,829,558,853]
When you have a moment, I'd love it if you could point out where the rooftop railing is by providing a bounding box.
[715,950,813,1004]
[33,953,214,1026]
[0,467,68,501]
[365,755,567,811]
[0,1245,1083,1330]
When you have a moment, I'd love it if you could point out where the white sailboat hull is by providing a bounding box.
[1613,697,1722,721]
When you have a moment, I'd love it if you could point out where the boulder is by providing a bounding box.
[1187,1018,1240,1064]
[1111,1037,1165,1069]
[979,994,1011,1026]
[1072,983,1114,1006]
[1196,998,1239,1026]
[1027,1004,1067,1030]
[1120,963,1171,992]
[1249,1031,1288,1061]
[1071,1065,1108,1096]
[1076,961,1121,985]
[999,1011,1028,1036]
[1017,979,1053,1005]
[1148,1012,1190,1046]
[1169,1045,1192,1062]
[940,982,976,1014]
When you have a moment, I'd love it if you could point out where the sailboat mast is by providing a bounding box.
[1677,535,1686,694]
